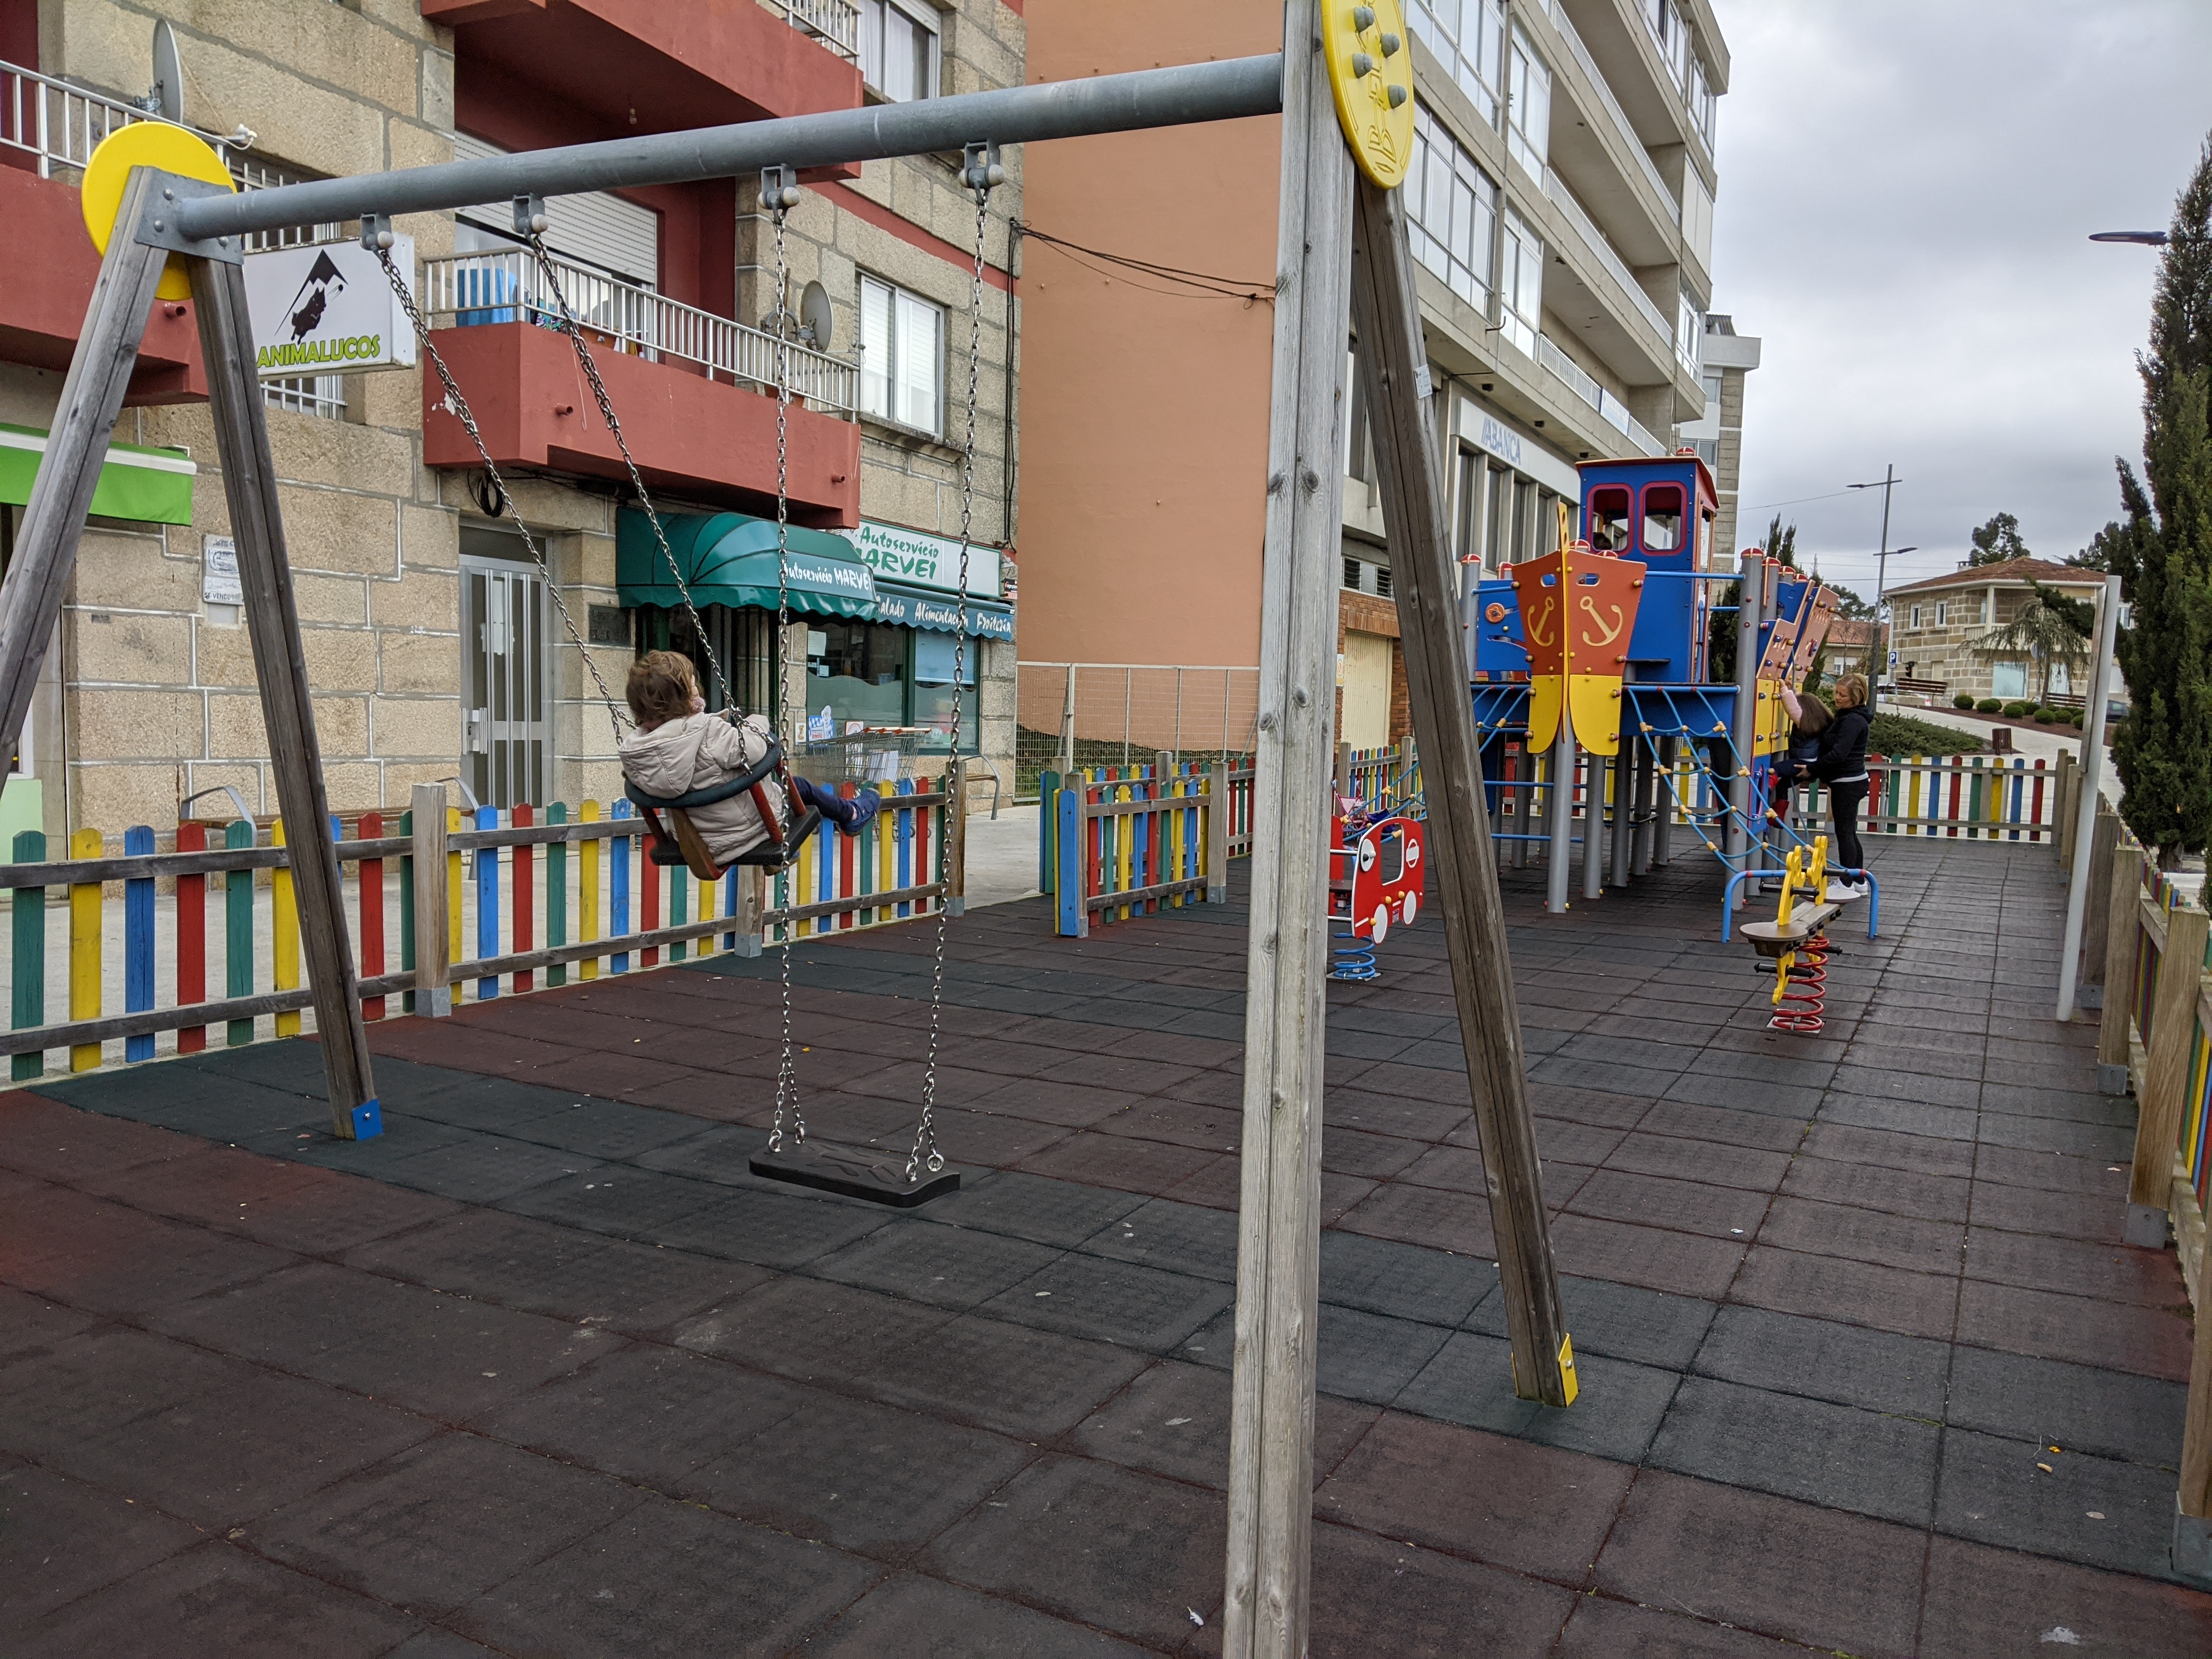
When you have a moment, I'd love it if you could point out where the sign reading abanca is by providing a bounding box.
[242,238,419,379]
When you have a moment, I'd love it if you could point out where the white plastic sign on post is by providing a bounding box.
[242,236,419,378]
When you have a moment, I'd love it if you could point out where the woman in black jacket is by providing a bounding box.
[1792,673,1871,898]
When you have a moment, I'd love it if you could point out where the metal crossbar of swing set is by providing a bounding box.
[162,57,1287,245]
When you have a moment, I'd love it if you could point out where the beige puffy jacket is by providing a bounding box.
[617,711,789,866]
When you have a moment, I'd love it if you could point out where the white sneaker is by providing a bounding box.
[1825,881,1859,901]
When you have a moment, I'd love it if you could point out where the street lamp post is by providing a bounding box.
[1849,467,1904,709]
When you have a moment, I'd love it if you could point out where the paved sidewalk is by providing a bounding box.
[4,840,2211,1654]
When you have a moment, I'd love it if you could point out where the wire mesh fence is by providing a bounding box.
[1015,663,1261,798]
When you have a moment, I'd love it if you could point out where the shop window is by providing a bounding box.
[913,630,980,754]
[860,275,944,437]
[1641,484,1684,552]
[859,0,939,103]
[806,619,909,730]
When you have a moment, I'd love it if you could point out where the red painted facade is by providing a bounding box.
[0,169,206,404]
[420,320,861,526]
[426,0,861,135]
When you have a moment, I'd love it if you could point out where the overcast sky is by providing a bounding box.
[1709,0,2212,602]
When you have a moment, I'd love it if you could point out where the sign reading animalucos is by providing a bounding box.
[242,238,419,379]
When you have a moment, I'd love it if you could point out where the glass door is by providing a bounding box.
[461,555,549,808]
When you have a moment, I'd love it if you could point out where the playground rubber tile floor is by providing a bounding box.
[9,843,2212,1650]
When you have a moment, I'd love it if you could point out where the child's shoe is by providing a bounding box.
[840,788,882,836]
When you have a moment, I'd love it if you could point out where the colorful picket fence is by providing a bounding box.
[0,777,958,1075]
[1341,738,1421,810]
[1041,763,1230,937]
[1852,754,2058,840]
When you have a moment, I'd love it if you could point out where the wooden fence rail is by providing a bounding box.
[0,775,961,1073]
[2092,804,2212,1571]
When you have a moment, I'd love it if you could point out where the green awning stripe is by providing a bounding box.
[0,423,196,527]
[617,508,878,620]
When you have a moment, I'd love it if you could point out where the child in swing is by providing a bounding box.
[618,650,879,866]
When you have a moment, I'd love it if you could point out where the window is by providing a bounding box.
[806,619,909,728]
[1587,486,1631,554]
[912,630,979,753]
[1504,25,1550,178]
[1497,206,1543,357]
[1408,107,1499,315]
[858,0,938,102]
[1344,555,1362,591]
[1935,600,1948,626]
[1990,661,2027,700]
[1641,484,1683,552]
[1407,0,1506,122]
[1688,56,1716,148]
[859,275,944,436]
[1909,605,1922,630]
[1676,284,1705,370]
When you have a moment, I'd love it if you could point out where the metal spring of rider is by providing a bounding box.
[1768,932,1829,1033]
[1328,921,1379,982]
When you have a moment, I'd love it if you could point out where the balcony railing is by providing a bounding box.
[1537,2,1680,227]
[419,248,858,416]
[775,0,860,61]
[1534,333,1665,456]
[0,59,235,179]
[1543,171,1674,348]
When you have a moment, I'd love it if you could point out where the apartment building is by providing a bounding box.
[1018,0,1731,754]
[1681,310,1759,567]
[0,0,1022,848]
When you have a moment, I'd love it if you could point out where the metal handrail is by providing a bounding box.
[0,58,236,179]
[778,0,860,59]
[419,247,859,415]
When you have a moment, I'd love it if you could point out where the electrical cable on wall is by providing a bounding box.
[1014,221,1272,303]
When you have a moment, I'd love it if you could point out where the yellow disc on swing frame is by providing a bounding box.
[1322,0,1417,189]
[81,123,236,302]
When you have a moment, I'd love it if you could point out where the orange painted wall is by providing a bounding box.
[1017,2,1279,681]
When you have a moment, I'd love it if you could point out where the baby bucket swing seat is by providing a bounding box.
[626,728,821,883]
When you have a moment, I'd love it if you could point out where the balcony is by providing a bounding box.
[0,63,210,402]
[424,0,862,136]
[1534,334,1664,455]
[417,249,861,524]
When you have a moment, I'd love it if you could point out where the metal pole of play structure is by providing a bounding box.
[2056,573,2123,1023]
[1727,552,1765,904]
[1547,725,1576,914]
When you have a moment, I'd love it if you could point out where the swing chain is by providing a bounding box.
[765,170,806,1154]
[524,238,742,719]
[373,245,628,742]
[906,143,998,1186]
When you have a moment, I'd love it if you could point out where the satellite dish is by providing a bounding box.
[799,280,834,351]
[150,20,183,125]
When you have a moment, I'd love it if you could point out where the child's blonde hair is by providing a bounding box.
[627,650,699,727]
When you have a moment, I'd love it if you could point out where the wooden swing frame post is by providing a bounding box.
[0,168,381,1137]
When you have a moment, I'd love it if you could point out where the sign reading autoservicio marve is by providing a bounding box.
[841,520,1002,599]
[241,237,419,379]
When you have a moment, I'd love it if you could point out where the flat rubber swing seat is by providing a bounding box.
[750,1141,963,1207]
[1739,900,1843,959]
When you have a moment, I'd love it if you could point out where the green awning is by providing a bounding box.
[617,509,877,619]
[0,422,196,526]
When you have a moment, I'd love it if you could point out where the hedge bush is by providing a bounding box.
[1953,693,1977,709]
[2070,708,2087,726]
[1976,698,2002,713]
[2001,701,2033,718]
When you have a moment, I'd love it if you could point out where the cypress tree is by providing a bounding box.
[2109,137,2212,866]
